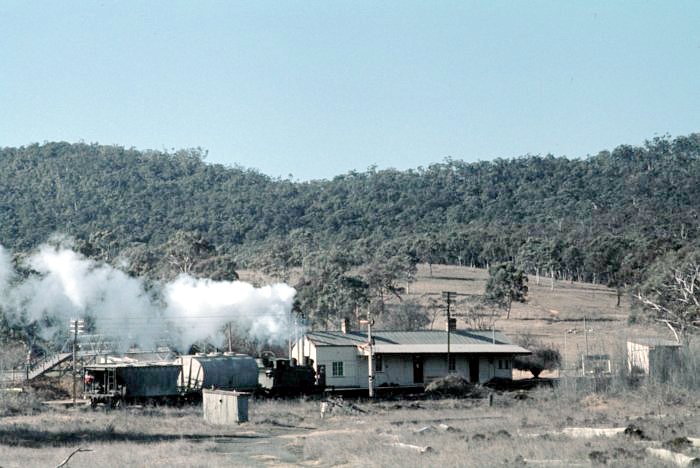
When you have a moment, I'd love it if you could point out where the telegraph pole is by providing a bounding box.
[361,312,375,398]
[367,314,375,398]
[584,316,589,357]
[300,312,306,365]
[442,291,456,374]
[70,319,84,407]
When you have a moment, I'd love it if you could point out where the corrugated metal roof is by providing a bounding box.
[628,337,682,347]
[366,344,531,355]
[85,362,178,369]
[306,329,517,347]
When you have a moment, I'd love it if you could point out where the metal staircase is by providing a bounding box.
[0,352,72,385]
[27,353,72,380]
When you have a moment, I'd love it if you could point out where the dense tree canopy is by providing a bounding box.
[0,134,699,325]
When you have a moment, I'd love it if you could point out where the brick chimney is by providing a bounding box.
[341,318,350,334]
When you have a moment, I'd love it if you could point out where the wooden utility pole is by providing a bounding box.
[70,319,84,407]
[361,312,375,398]
[367,314,375,398]
[300,312,306,365]
[582,316,589,375]
[442,291,456,373]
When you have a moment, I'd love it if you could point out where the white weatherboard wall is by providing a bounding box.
[293,336,316,366]
[315,345,362,388]
[479,358,495,382]
[456,357,469,379]
[424,356,447,382]
[494,358,513,379]
[294,338,362,388]
[376,355,412,386]
[377,355,511,385]
[323,353,513,388]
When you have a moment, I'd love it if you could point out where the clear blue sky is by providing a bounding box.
[1,2,699,180]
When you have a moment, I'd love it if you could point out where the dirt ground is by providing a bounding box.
[0,389,698,467]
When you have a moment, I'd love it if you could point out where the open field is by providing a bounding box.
[2,264,698,467]
[0,387,698,467]
[404,264,663,375]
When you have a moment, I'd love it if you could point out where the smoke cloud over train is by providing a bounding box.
[0,241,295,352]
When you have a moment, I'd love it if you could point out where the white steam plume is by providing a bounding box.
[164,276,296,349]
[11,244,161,348]
[0,242,296,353]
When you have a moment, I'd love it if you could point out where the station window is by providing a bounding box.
[375,355,383,372]
[332,361,344,377]
[448,355,456,371]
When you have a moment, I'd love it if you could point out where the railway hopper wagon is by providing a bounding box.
[83,362,181,408]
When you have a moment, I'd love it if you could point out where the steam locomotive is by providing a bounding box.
[83,352,324,407]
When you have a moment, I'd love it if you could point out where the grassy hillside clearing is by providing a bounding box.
[405,264,647,375]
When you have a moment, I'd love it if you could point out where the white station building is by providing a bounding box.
[291,326,530,389]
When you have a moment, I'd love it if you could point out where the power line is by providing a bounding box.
[39,314,292,324]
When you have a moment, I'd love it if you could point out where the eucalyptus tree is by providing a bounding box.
[586,235,632,307]
[484,262,528,319]
[635,246,700,343]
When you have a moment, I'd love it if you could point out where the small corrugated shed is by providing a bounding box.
[627,337,682,376]
[202,389,250,424]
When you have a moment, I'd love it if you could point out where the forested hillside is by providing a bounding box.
[1,135,699,322]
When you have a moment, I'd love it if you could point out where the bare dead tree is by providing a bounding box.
[636,262,700,344]
[423,295,442,330]
[459,298,498,331]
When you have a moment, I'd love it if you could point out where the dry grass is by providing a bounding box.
[403,264,675,374]
[307,388,700,467]
[1,264,698,467]
[0,388,44,417]
[0,388,698,467]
